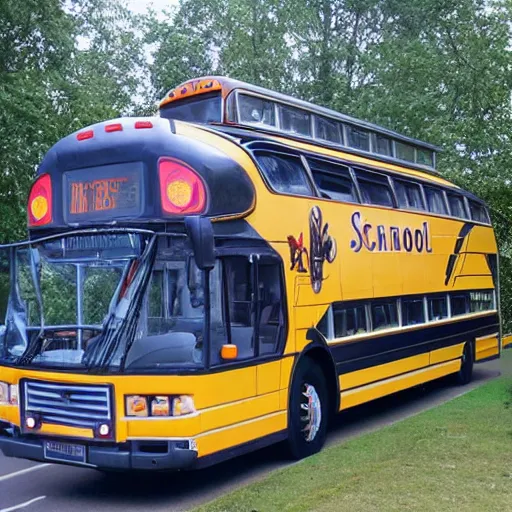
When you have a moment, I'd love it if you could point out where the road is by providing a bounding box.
[0,358,505,512]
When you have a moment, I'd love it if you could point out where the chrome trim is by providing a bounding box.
[24,381,111,429]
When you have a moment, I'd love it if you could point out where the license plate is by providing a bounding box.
[44,441,86,464]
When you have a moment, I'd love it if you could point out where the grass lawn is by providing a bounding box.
[196,357,512,512]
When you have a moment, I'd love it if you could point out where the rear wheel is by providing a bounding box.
[455,341,474,385]
[287,358,328,460]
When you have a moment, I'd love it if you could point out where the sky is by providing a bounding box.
[127,0,179,16]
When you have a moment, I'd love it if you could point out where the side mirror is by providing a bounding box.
[221,344,238,361]
[184,216,215,271]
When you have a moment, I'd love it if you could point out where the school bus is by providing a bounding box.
[0,76,501,470]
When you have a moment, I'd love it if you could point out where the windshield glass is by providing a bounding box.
[159,93,222,124]
[0,232,222,372]
[0,233,147,369]
[123,236,223,370]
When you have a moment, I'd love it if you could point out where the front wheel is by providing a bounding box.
[455,341,474,385]
[286,358,328,460]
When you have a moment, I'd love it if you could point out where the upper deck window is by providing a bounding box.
[396,141,415,163]
[424,186,448,215]
[356,170,394,208]
[346,126,370,151]
[238,94,276,126]
[469,200,490,224]
[417,148,434,167]
[159,92,221,123]
[256,152,314,196]
[309,159,358,203]
[447,192,468,219]
[315,116,342,144]
[373,133,393,156]
[279,104,312,136]
[394,179,425,210]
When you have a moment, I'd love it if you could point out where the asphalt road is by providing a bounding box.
[0,357,505,512]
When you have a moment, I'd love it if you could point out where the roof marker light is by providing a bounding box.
[135,121,153,129]
[76,130,94,141]
[105,123,123,133]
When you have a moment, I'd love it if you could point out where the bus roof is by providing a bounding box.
[159,76,442,172]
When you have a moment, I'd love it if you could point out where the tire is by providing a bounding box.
[455,341,474,385]
[286,358,329,460]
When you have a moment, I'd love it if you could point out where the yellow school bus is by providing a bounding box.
[0,76,500,470]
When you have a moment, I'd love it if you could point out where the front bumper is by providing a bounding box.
[0,433,198,471]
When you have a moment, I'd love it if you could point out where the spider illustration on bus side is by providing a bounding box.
[309,206,337,293]
[287,232,308,273]
[287,206,337,293]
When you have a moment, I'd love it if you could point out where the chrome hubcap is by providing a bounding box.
[301,383,322,442]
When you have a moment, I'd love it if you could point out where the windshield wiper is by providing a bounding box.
[85,236,157,372]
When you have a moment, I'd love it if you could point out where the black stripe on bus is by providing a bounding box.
[330,313,499,375]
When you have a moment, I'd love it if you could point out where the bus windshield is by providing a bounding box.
[159,92,222,124]
[0,232,222,372]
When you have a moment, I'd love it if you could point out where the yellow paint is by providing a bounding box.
[280,357,294,390]
[475,334,499,361]
[0,404,18,425]
[340,353,430,391]
[195,411,287,457]
[256,361,281,395]
[430,343,465,365]
[0,111,500,463]
[38,423,94,439]
[340,360,461,410]
[503,334,512,349]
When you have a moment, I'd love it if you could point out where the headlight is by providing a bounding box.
[9,384,18,405]
[126,396,149,417]
[125,395,195,417]
[172,395,196,416]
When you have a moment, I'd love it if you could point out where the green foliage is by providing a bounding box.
[1,0,511,327]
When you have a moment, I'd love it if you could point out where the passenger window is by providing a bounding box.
[417,149,434,167]
[216,257,284,363]
[371,301,398,331]
[402,297,425,326]
[447,192,468,219]
[279,105,311,136]
[469,290,495,312]
[395,180,425,210]
[238,94,276,127]
[222,257,255,360]
[333,304,367,337]
[450,294,469,316]
[309,160,358,203]
[396,142,415,162]
[256,153,314,197]
[424,186,448,215]
[469,200,490,224]
[356,170,394,207]
[374,134,392,156]
[315,116,342,144]
[346,126,370,151]
[428,296,448,321]
[257,263,283,355]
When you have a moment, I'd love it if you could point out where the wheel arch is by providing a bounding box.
[289,328,340,419]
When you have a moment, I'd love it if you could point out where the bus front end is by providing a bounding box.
[0,115,262,471]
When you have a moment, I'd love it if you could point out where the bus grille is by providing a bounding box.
[24,380,111,429]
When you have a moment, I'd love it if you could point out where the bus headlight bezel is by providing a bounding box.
[0,382,17,406]
[125,394,196,418]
